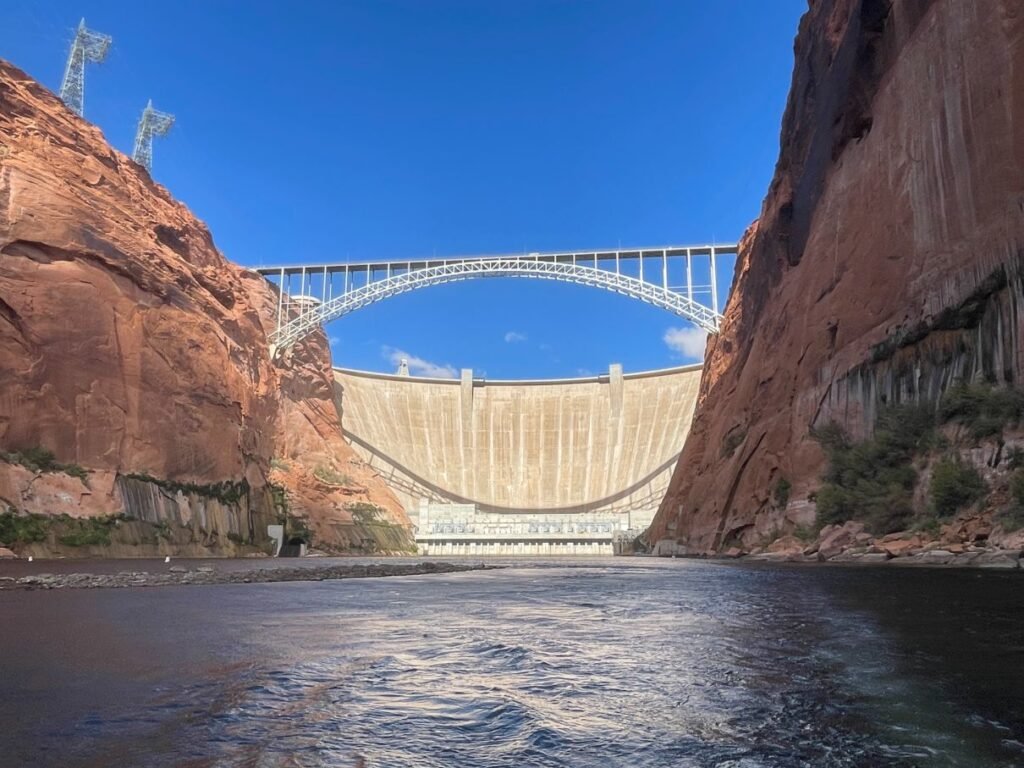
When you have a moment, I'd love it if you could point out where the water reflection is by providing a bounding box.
[0,559,1021,767]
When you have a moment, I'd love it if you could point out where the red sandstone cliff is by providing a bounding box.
[0,60,409,555]
[246,277,413,552]
[649,0,1024,554]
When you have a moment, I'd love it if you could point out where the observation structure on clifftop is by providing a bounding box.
[257,244,736,354]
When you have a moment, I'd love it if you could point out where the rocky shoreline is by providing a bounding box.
[0,561,500,591]
[730,521,1023,570]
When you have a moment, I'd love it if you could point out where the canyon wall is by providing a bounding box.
[649,0,1024,553]
[0,60,409,555]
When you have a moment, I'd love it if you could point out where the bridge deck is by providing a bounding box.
[253,243,738,276]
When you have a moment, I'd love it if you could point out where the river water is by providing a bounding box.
[0,557,1022,767]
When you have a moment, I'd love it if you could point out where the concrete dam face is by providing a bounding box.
[335,364,703,555]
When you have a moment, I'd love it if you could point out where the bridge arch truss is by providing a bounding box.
[256,245,735,352]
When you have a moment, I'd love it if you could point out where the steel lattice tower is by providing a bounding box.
[132,100,175,173]
[58,19,112,117]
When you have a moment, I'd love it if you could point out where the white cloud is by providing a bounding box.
[504,331,527,343]
[663,326,708,360]
[382,346,458,379]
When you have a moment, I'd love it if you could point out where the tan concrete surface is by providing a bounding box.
[334,364,702,518]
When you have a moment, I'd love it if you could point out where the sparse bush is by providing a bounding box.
[313,465,352,486]
[929,456,986,518]
[3,447,90,486]
[912,516,941,538]
[1010,468,1024,508]
[270,457,291,472]
[773,478,791,509]
[999,469,1024,532]
[122,473,249,505]
[1007,447,1024,470]
[939,383,1024,440]
[998,508,1024,533]
[721,428,747,458]
[792,525,815,543]
[57,517,115,547]
[226,531,246,544]
[347,502,382,523]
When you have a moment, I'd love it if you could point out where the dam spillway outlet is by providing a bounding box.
[413,502,648,556]
[334,363,703,555]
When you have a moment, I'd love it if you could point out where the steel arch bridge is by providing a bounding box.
[255,244,736,353]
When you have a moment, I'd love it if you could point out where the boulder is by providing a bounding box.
[857,552,892,564]
[0,547,17,560]
[766,535,805,555]
[816,521,865,561]
[879,535,922,557]
[917,550,955,565]
[973,550,1021,569]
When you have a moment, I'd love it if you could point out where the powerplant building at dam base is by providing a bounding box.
[335,363,702,555]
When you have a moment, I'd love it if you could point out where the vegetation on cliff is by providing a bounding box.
[2,447,89,484]
[812,405,934,534]
[812,384,1022,536]
[121,473,251,505]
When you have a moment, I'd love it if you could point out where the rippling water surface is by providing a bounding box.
[1,558,1023,767]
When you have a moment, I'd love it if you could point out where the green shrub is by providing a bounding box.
[313,465,352,486]
[3,447,90,486]
[939,383,1024,440]
[0,511,51,544]
[1008,447,1024,470]
[912,516,942,537]
[773,478,791,509]
[122,473,249,505]
[999,509,1024,532]
[999,470,1024,533]
[270,457,291,472]
[792,524,816,542]
[929,457,986,518]
[811,404,935,534]
[57,517,115,547]
[226,531,246,544]
[721,428,747,458]
[347,502,382,523]
[1010,469,1024,508]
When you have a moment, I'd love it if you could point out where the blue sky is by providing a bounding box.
[1,1,805,378]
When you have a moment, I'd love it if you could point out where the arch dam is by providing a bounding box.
[334,363,703,555]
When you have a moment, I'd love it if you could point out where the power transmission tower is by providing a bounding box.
[59,19,112,117]
[132,100,175,173]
